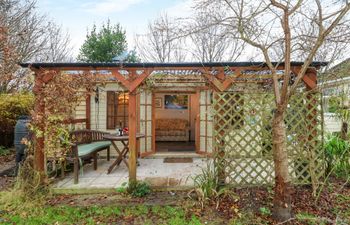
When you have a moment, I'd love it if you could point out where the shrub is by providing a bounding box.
[117,181,151,197]
[0,93,34,147]
[0,146,12,156]
[259,207,272,216]
[189,160,238,209]
[324,134,350,178]
[127,181,151,197]
[191,160,220,202]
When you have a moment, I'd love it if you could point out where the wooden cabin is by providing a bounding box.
[21,62,327,186]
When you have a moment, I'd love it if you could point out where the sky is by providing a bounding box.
[37,0,194,58]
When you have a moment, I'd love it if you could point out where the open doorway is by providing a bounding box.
[154,92,198,153]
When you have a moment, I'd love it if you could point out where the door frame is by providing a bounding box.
[152,90,198,153]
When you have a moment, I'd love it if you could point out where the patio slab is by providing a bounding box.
[52,157,209,193]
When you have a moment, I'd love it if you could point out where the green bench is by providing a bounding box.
[65,129,111,184]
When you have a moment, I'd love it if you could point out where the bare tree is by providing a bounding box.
[0,26,18,93]
[189,8,245,62]
[0,0,72,93]
[135,14,187,62]
[196,0,350,221]
[34,23,72,62]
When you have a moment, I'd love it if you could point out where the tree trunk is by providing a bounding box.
[272,110,293,221]
[341,121,348,140]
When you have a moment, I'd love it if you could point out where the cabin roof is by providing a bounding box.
[20,61,328,69]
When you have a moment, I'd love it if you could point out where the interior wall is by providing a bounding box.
[154,93,189,120]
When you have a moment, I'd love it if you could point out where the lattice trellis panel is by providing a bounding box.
[213,91,324,186]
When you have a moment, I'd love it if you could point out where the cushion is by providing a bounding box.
[78,141,111,157]
[156,130,187,136]
[156,119,188,131]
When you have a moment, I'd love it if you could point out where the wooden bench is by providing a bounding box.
[63,129,111,184]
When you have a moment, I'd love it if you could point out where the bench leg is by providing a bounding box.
[74,158,79,184]
[93,153,97,170]
[107,147,110,161]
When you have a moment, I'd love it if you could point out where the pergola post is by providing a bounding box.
[128,90,137,183]
[86,93,91,130]
[32,71,46,174]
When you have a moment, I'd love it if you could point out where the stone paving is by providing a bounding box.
[53,157,209,192]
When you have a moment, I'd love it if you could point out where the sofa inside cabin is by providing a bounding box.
[155,118,190,141]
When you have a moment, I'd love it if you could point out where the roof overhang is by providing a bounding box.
[20,61,328,70]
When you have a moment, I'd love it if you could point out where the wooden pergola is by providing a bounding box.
[21,61,326,183]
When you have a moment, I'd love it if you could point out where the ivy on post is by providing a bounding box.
[32,69,54,182]
[29,68,96,184]
[32,71,45,174]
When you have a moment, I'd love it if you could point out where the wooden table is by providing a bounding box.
[103,133,145,174]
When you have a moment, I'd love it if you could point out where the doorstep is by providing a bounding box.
[144,152,208,159]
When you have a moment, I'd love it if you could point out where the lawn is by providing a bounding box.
[1,205,202,225]
[0,180,349,225]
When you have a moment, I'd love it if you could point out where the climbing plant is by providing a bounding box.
[29,70,98,173]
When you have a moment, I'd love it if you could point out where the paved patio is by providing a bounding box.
[53,157,209,193]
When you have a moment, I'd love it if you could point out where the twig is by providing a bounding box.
[275,218,295,225]
[338,176,350,192]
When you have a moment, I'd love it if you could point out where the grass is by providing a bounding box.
[0,146,12,156]
[0,204,203,225]
[1,175,349,225]
[1,191,350,225]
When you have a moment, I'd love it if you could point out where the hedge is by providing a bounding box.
[0,93,34,147]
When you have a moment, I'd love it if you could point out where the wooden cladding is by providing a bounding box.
[107,91,129,129]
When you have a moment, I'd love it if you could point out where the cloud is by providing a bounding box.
[82,0,144,14]
[164,0,195,18]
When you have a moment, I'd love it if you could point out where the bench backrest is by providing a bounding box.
[70,129,108,145]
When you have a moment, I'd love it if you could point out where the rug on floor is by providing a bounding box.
[163,158,193,163]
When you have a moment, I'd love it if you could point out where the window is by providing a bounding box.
[106,91,129,129]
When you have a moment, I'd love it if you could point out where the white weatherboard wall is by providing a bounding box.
[89,83,127,157]
[73,95,87,130]
[324,113,341,133]
[90,83,126,132]
[74,96,86,119]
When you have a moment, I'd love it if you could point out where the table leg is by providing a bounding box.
[107,141,125,174]
[120,141,129,168]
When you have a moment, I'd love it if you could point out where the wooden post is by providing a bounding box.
[32,71,46,174]
[86,93,91,130]
[128,90,137,183]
